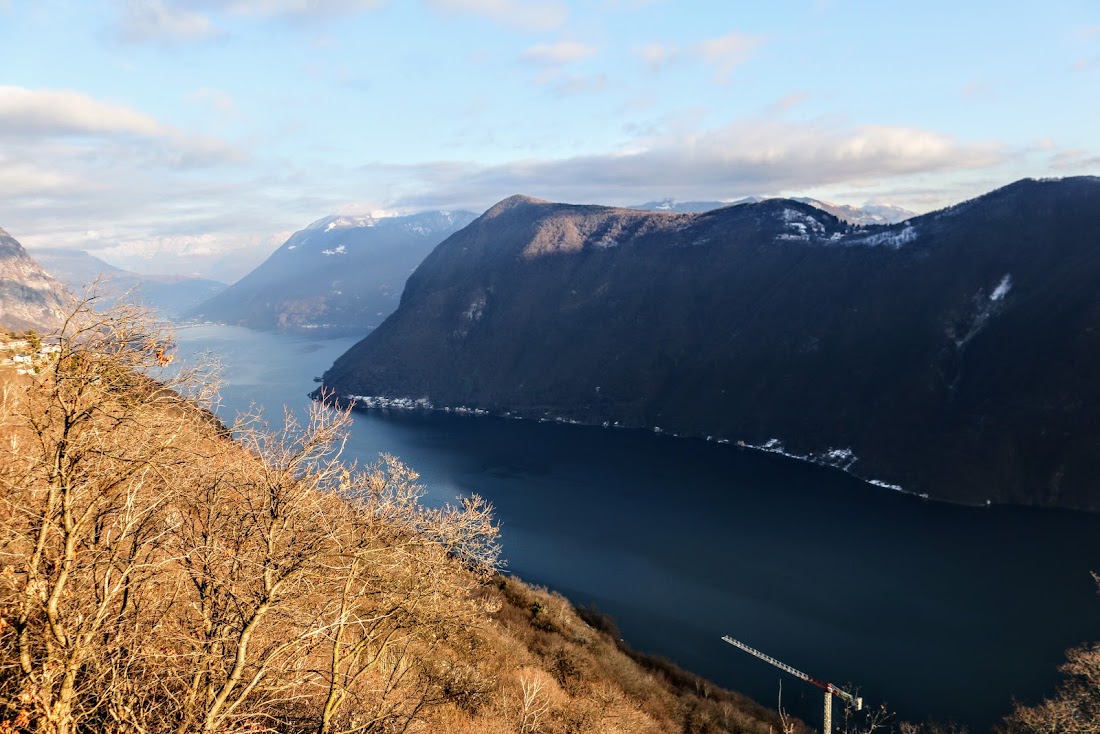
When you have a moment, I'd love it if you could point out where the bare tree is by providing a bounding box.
[1001,574,1099,734]
[0,297,504,734]
[315,455,501,734]
[0,295,215,734]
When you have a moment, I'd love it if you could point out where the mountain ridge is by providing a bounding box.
[319,176,1100,510]
[27,247,226,318]
[630,196,916,224]
[0,227,71,332]
[188,209,477,335]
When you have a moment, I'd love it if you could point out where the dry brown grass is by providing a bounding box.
[0,298,800,734]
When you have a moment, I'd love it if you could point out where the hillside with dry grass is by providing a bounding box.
[0,299,800,734]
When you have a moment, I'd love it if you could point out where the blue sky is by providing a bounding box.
[1,0,1098,279]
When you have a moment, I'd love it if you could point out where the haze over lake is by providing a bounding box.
[175,324,1100,732]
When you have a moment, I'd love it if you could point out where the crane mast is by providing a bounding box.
[721,635,862,734]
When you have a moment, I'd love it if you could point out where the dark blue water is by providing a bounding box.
[174,324,1100,732]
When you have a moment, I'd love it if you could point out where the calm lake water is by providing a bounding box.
[174,324,1100,732]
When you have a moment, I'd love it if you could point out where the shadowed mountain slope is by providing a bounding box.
[320,177,1100,510]
[188,210,476,335]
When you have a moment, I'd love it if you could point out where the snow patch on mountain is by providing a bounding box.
[309,215,377,232]
[847,225,918,249]
[990,274,1012,301]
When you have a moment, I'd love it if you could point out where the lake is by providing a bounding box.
[173,323,1100,732]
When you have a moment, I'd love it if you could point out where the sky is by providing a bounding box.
[1,0,1098,280]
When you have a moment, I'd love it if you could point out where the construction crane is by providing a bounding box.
[722,635,862,734]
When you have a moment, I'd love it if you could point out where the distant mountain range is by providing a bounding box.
[0,228,70,333]
[318,177,1100,511]
[187,210,477,335]
[27,248,226,318]
[632,197,915,224]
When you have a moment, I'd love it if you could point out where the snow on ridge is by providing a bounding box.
[321,245,346,256]
[846,224,918,249]
[990,273,1012,301]
[325,216,376,231]
[775,207,827,242]
[305,214,377,232]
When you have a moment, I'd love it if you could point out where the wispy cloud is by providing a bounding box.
[763,93,809,116]
[519,41,601,90]
[115,0,385,43]
[520,41,598,65]
[115,0,219,44]
[0,86,166,138]
[0,86,243,165]
[635,42,677,72]
[186,88,244,121]
[694,32,765,83]
[549,73,609,97]
[1049,148,1100,170]
[961,81,993,99]
[425,0,568,31]
[366,118,1006,212]
[0,87,262,277]
[200,0,384,18]
[1072,55,1100,71]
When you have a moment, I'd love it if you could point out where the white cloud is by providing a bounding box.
[0,86,166,138]
[116,0,219,43]
[115,0,384,43]
[520,41,598,66]
[694,32,765,83]
[425,0,568,31]
[0,87,243,167]
[0,87,258,278]
[207,0,383,18]
[367,118,1006,213]
[0,154,75,196]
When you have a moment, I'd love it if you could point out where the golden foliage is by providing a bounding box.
[0,296,793,734]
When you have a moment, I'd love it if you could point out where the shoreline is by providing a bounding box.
[312,389,968,507]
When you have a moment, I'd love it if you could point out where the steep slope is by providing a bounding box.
[0,228,70,332]
[187,210,476,335]
[28,247,226,317]
[320,177,1100,510]
[0,307,794,734]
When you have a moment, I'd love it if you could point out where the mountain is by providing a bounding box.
[631,197,915,224]
[790,197,916,225]
[28,247,226,318]
[318,177,1100,510]
[187,210,477,335]
[631,198,755,213]
[0,227,70,333]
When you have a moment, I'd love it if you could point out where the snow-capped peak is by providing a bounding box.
[306,214,377,232]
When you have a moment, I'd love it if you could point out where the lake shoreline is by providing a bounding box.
[314,389,1088,515]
